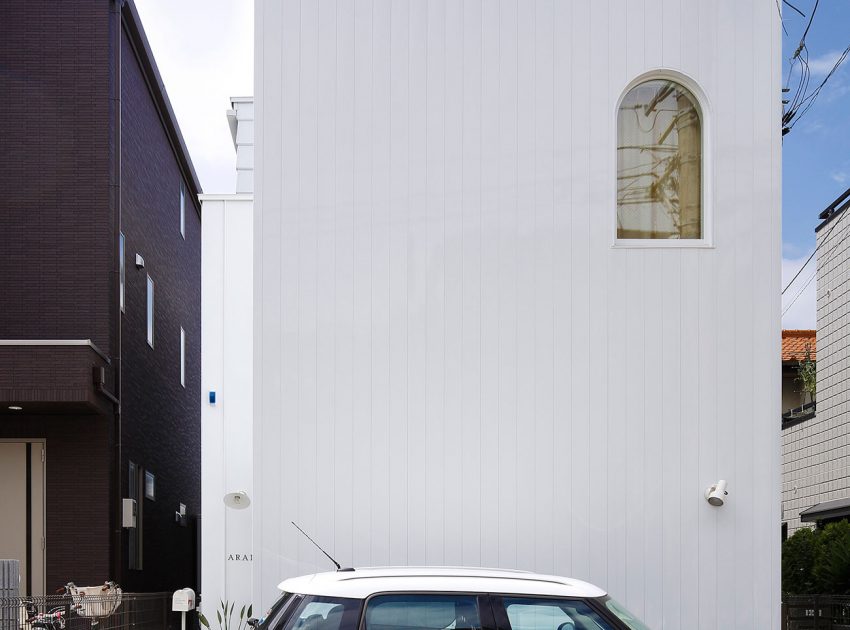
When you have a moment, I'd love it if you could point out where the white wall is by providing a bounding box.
[253,2,781,629]
[201,97,255,614]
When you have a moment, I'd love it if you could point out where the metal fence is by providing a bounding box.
[0,593,192,630]
[784,596,850,630]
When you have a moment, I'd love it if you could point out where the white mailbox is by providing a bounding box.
[172,588,195,612]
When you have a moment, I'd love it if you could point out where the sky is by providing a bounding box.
[781,0,850,329]
[135,0,848,330]
[134,0,253,193]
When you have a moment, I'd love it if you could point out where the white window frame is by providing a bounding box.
[146,275,155,348]
[119,232,125,312]
[612,68,714,249]
[180,182,186,239]
[180,327,186,388]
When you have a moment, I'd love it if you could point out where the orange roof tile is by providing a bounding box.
[782,330,816,362]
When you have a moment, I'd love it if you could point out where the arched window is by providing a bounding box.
[617,79,703,240]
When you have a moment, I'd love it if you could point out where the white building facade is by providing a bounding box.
[253,3,782,629]
[200,97,255,614]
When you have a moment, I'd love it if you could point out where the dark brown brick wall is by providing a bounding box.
[0,0,114,352]
[0,415,111,590]
[0,1,201,596]
[118,26,202,593]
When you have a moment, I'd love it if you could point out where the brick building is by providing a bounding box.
[0,0,201,594]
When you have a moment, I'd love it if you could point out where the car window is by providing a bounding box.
[500,598,615,630]
[284,596,362,630]
[602,599,651,630]
[365,594,482,630]
[262,593,298,630]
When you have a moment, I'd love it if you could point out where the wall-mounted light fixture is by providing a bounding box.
[705,480,728,506]
[135,253,145,269]
[224,491,251,509]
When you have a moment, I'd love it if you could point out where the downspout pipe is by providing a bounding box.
[109,0,124,585]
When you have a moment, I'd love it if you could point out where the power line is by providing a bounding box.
[782,190,850,295]
[783,198,850,317]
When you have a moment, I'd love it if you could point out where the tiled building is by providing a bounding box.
[782,188,850,535]
[0,0,201,594]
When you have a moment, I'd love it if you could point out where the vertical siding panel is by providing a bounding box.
[370,0,392,566]
[443,0,464,566]
[587,0,610,591]
[333,0,356,569]
[757,2,782,627]
[697,252,718,630]
[515,0,536,571]
[732,3,756,628]
[624,250,646,617]
[388,0,411,565]
[406,0,428,566]
[279,0,301,578]
[351,0,374,566]
[661,251,683,630]
[460,0,484,568]
[551,0,573,579]
[532,0,555,577]
[479,0,501,569]
[424,0,447,564]
[298,0,320,571]
[641,2,663,627]
[642,247,664,630]
[315,0,338,565]
[570,0,592,583]
[679,251,701,629]
[497,0,519,570]
[605,0,628,603]
[711,0,734,628]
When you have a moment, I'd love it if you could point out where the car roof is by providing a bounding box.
[277,567,607,599]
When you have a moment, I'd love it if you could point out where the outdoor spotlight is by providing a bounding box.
[705,480,728,506]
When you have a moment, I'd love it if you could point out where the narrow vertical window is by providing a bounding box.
[180,182,186,238]
[617,79,703,240]
[119,232,125,312]
[146,275,154,348]
[180,327,186,387]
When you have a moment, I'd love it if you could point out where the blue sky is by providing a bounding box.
[781,0,850,328]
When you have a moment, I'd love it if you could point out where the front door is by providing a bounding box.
[0,441,45,596]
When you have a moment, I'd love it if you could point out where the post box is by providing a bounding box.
[172,588,196,612]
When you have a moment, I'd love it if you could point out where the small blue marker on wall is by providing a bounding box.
[209,391,216,405]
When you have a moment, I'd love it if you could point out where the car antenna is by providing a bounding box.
[291,521,350,571]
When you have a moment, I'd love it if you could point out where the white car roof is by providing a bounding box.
[277,567,607,599]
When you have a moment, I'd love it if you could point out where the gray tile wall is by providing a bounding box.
[783,211,850,534]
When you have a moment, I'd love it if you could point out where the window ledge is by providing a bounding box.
[612,239,714,249]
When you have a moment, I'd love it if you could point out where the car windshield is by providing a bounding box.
[601,599,651,630]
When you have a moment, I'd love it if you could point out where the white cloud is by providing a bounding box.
[782,251,817,330]
[808,50,843,77]
[831,171,849,184]
[134,0,253,193]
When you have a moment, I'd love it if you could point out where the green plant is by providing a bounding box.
[796,343,816,401]
[783,521,850,595]
[198,601,253,630]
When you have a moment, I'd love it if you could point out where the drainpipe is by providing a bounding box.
[109,0,124,585]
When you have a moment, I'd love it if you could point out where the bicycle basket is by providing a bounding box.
[68,584,123,619]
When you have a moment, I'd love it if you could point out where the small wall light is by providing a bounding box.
[135,253,145,269]
[705,480,728,506]
[223,491,251,510]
